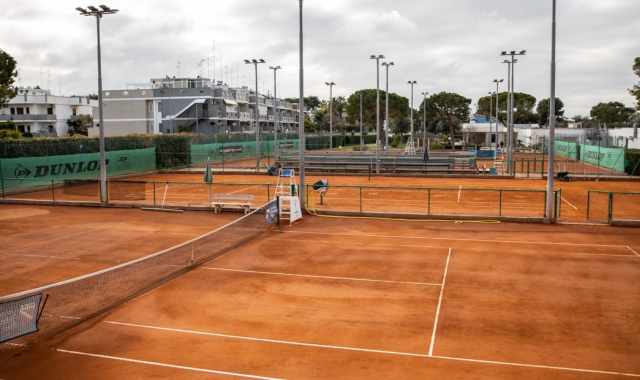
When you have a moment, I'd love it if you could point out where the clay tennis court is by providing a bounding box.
[4,172,639,223]
[2,215,639,379]
[0,205,236,295]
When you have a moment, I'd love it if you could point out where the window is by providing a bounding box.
[16,107,24,115]
[25,107,30,114]
[72,107,77,116]
[48,125,54,134]
[10,108,15,115]
[47,106,53,115]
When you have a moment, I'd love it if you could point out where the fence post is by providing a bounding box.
[607,192,614,224]
[0,160,4,199]
[153,182,157,207]
[586,191,591,220]
[51,179,55,204]
[427,188,431,215]
[267,184,271,201]
[499,190,503,217]
[527,160,530,178]
[359,186,363,213]
[555,190,560,220]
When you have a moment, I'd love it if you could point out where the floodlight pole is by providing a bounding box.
[77,5,118,206]
[488,92,493,148]
[270,66,281,160]
[360,92,364,150]
[545,0,557,223]
[245,59,265,170]
[408,80,417,143]
[501,50,526,174]
[298,0,305,206]
[325,82,335,150]
[370,54,384,173]
[493,79,503,150]
[421,92,428,151]
[382,62,394,150]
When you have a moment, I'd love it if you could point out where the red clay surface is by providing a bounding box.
[0,205,236,296]
[6,172,639,223]
[2,216,640,379]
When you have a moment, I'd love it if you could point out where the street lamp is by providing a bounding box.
[381,61,394,150]
[407,81,417,145]
[298,0,305,206]
[492,78,504,150]
[325,82,336,150]
[421,91,429,153]
[269,65,281,160]
[545,0,557,223]
[501,50,526,174]
[244,58,266,170]
[76,4,118,206]
[370,54,384,173]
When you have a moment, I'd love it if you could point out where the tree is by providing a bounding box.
[630,57,640,109]
[420,92,471,147]
[590,101,635,125]
[284,96,321,111]
[67,114,93,136]
[0,49,17,107]
[536,97,565,126]
[477,92,537,124]
[345,89,409,136]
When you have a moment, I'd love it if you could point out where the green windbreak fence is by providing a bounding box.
[191,139,299,165]
[580,144,625,172]
[555,140,578,160]
[0,147,156,194]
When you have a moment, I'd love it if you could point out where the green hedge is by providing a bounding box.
[626,149,640,175]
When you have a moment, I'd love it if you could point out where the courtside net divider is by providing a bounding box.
[0,199,279,345]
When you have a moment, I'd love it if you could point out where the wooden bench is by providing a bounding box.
[210,194,255,214]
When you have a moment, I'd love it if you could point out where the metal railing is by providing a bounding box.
[587,190,640,224]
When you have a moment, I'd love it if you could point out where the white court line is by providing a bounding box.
[4,253,80,261]
[204,267,442,287]
[103,320,429,358]
[274,237,444,251]
[431,355,640,378]
[428,248,452,356]
[4,342,25,347]
[627,246,640,258]
[102,320,640,378]
[283,230,630,249]
[561,196,579,211]
[56,349,282,380]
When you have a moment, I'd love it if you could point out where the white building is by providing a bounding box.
[0,87,98,137]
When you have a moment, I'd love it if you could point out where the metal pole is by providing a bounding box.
[273,67,279,160]
[506,61,512,157]
[360,92,364,149]
[385,65,390,150]
[254,62,261,170]
[376,58,381,173]
[298,0,305,207]
[509,58,515,174]
[409,82,414,142]
[495,82,500,150]
[545,0,557,223]
[422,92,427,151]
[95,15,108,205]
[489,92,493,148]
[329,84,333,150]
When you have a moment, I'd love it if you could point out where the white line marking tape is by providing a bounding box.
[56,349,283,380]
[428,248,452,356]
[627,246,640,258]
[204,267,442,287]
[102,320,640,378]
[561,196,579,211]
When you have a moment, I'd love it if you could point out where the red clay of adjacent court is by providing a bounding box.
[0,205,236,295]
[2,215,639,379]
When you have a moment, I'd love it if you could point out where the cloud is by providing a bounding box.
[0,0,638,116]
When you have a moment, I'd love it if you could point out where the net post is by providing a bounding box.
[587,191,591,220]
[153,182,157,207]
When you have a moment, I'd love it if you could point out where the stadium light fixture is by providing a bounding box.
[244,58,266,169]
[76,4,119,206]
[370,54,385,173]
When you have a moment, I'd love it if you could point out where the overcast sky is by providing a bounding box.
[1,0,638,116]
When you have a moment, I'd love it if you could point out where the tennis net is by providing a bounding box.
[0,199,279,345]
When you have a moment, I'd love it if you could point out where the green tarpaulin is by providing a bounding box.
[579,144,625,172]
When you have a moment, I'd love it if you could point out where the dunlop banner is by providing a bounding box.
[0,147,156,193]
[579,144,625,172]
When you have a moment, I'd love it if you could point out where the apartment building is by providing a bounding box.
[92,77,299,137]
[0,87,98,136]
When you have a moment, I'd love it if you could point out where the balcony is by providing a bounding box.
[0,114,56,122]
